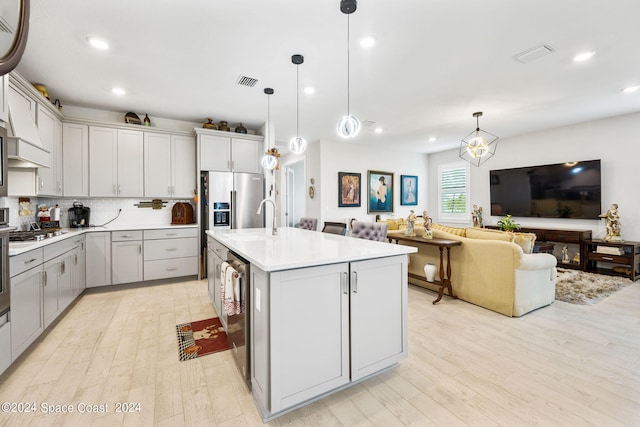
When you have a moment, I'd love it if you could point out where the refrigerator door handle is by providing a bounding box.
[231,190,236,229]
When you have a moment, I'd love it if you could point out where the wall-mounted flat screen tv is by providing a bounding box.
[490,159,601,219]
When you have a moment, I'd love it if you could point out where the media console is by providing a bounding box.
[487,226,592,270]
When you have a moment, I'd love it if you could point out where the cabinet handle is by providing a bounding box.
[342,272,348,295]
[122,234,134,238]
[43,271,47,287]
[61,261,66,275]
[352,271,358,293]
[139,244,142,254]
[57,181,62,192]
[227,160,230,169]
[165,248,177,251]
[74,239,82,244]
[166,233,177,236]
[24,258,37,264]
[74,254,78,266]
[602,256,613,261]
[166,267,178,271]
[118,185,121,194]
[113,185,117,195]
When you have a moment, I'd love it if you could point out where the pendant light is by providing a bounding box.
[337,0,360,138]
[289,54,307,154]
[459,112,499,167]
[261,88,280,171]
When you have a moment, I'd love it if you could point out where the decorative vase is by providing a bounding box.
[235,123,247,134]
[424,263,437,282]
[144,114,151,126]
[219,121,230,131]
[203,119,218,130]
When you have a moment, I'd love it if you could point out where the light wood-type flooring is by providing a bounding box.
[0,278,638,426]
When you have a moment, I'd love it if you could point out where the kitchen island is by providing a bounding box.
[207,227,416,422]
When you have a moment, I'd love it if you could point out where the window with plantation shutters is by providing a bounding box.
[438,162,469,222]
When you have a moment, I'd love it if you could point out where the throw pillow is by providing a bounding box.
[512,232,537,254]
[431,223,467,237]
[465,227,513,241]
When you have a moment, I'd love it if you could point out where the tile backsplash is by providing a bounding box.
[3,197,195,231]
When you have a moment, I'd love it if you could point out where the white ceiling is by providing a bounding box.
[15,0,640,154]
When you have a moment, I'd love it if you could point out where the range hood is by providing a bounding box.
[6,94,50,168]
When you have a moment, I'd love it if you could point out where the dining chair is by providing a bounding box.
[350,221,388,242]
[296,217,318,231]
[321,221,347,235]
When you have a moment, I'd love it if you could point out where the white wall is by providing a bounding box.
[308,139,429,229]
[428,112,640,241]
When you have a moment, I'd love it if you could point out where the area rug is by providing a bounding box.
[555,268,633,305]
[176,317,230,361]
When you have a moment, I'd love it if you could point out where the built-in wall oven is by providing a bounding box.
[0,208,13,317]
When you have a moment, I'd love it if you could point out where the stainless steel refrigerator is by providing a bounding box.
[200,171,265,270]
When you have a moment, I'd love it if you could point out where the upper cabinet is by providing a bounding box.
[36,104,63,196]
[197,128,263,174]
[144,132,195,198]
[89,126,143,197]
[62,123,89,197]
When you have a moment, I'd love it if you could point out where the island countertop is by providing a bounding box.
[207,227,416,272]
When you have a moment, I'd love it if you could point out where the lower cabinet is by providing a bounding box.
[10,261,43,361]
[111,231,143,285]
[71,237,86,297]
[86,232,111,288]
[251,255,408,418]
[143,228,198,280]
[0,317,10,375]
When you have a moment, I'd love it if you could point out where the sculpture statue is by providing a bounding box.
[472,204,484,228]
[599,203,623,242]
[405,210,416,237]
[422,210,433,239]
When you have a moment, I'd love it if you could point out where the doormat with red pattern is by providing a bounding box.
[176,317,230,361]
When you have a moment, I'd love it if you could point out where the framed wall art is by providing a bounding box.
[367,170,394,213]
[338,172,361,207]
[400,175,418,205]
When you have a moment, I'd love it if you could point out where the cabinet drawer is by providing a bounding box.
[43,238,76,261]
[144,228,197,240]
[544,231,581,243]
[587,252,631,264]
[144,257,198,280]
[10,249,44,277]
[143,237,197,260]
[209,238,228,260]
[111,230,143,241]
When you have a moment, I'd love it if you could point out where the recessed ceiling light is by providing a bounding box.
[429,137,436,142]
[622,85,640,93]
[304,86,315,95]
[88,37,109,50]
[111,87,126,95]
[374,127,383,133]
[360,36,376,48]
[573,51,595,62]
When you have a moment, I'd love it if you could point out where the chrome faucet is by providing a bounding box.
[256,198,277,235]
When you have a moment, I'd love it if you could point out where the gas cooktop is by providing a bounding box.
[9,230,64,242]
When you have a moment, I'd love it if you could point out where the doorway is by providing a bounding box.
[281,159,305,227]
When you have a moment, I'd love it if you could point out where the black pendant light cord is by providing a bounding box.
[296,63,300,138]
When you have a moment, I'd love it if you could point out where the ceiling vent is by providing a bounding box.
[513,44,555,64]
[236,75,259,87]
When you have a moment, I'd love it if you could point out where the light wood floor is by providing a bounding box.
[1,278,638,426]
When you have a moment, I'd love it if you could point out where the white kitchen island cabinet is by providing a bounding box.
[208,227,415,422]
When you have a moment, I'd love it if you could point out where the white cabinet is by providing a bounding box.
[36,105,63,196]
[86,232,111,288]
[112,230,143,285]
[0,74,8,123]
[0,317,10,375]
[198,129,263,173]
[71,237,86,297]
[62,123,89,197]
[143,228,198,280]
[9,256,43,361]
[89,126,143,197]
[251,255,408,417]
[144,132,195,198]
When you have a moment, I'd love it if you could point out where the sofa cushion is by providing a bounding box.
[465,227,513,241]
[431,223,466,237]
[512,232,537,254]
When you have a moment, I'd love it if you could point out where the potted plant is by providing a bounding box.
[497,214,521,232]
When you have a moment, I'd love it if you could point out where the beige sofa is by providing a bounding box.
[386,223,557,317]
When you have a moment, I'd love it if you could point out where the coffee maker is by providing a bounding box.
[68,201,90,228]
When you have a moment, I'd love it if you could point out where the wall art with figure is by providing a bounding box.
[400,175,418,206]
[367,170,394,213]
[338,172,361,207]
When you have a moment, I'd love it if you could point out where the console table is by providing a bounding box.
[487,226,591,270]
[388,235,462,304]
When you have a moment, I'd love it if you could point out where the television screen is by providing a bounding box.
[490,160,601,219]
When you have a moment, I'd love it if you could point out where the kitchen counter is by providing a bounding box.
[9,224,197,256]
[207,227,416,271]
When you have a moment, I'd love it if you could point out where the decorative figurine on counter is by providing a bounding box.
[472,204,484,228]
[561,245,570,263]
[422,210,433,239]
[37,204,50,222]
[599,203,623,242]
[405,210,417,237]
